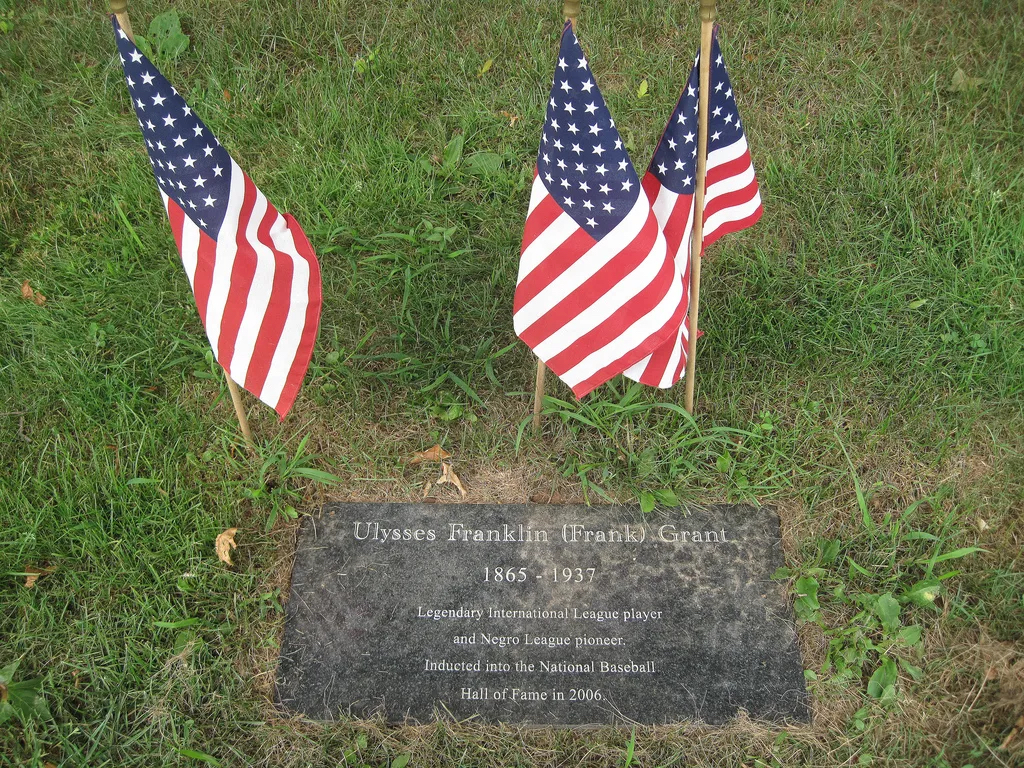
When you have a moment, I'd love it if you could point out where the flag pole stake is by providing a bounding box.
[683,0,716,415]
[532,0,581,435]
[108,0,134,41]
[109,0,254,447]
[223,368,254,446]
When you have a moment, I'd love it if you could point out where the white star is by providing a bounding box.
[544,172,554,183]
[715,81,724,92]
[183,105,192,116]
[558,58,567,70]
[581,79,594,93]
[136,98,145,109]
[617,160,628,171]
[711,130,722,141]
[684,131,695,143]
[129,49,142,63]
[613,138,622,150]
[598,184,611,194]
[550,119,560,131]
[682,175,692,186]
[126,76,135,88]
[589,123,601,136]
[166,161,177,172]
[198,219,207,226]
[188,200,197,210]
[560,80,572,92]
[202,145,214,157]
[602,202,614,212]
[183,155,196,168]
[557,158,567,169]
[553,139,564,151]
[677,113,687,124]
[584,102,597,115]
[571,143,582,154]
[141,71,155,85]
[192,125,203,137]
[162,114,176,127]
[577,57,587,68]
[657,163,668,174]
[724,113,734,124]
[177,181,186,191]
[674,159,684,170]
[152,93,166,106]
[667,137,677,150]
[202,195,216,207]
[155,141,166,152]
[586,217,597,228]
[542,153,550,164]
[575,163,586,173]
[715,54,723,66]
[118,28,128,40]
[687,85,696,97]
[172,135,186,147]
[563,102,575,114]
[563,197,574,207]
[594,164,608,176]
[193,175,207,187]
[579,180,590,191]
[621,180,633,192]
[550,98,556,108]
[712,105,723,117]
[592,144,605,156]
[583,199,593,210]
[146,140,153,149]
[568,123,579,134]
[541,134,548,145]
[560,178,570,188]
[726,88,733,99]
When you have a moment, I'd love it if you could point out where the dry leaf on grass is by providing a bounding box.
[499,110,520,127]
[215,528,238,565]
[409,444,451,464]
[435,462,467,498]
[20,280,46,306]
[24,565,53,588]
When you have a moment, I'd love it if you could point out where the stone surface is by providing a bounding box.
[276,503,808,725]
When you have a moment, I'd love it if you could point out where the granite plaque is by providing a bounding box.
[276,503,808,725]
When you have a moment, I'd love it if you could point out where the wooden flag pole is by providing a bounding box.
[108,0,254,446]
[532,0,582,435]
[683,0,716,414]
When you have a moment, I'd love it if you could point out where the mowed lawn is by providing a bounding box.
[1,0,1022,765]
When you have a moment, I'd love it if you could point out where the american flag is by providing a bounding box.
[514,22,685,398]
[112,17,321,419]
[624,28,762,388]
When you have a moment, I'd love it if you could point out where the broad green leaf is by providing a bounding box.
[715,452,732,473]
[819,538,841,564]
[793,575,820,621]
[907,299,928,310]
[153,617,201,629]
[148,10,190,60]
[637,79,649,98]
[866,656,897,700]
[177,748,221,766]
[464,152,503,175]
[639,491,656,514]
[902,579,941,609]
[391,755,411,768]
[476,58,493,77]
[926,546,986,565]
[652,488,680,507]
[898,658,924,681]
[898,624,923,646]
[874,593,901,632]
[442,134,464,169]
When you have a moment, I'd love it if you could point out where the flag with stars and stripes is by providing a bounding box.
[624,27,762,388]
[514,21,685,398]
[111,17,321,419]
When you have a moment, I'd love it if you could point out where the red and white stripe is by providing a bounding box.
[162,159,321,418]
[624,134,761,388]
[513,175,685,398]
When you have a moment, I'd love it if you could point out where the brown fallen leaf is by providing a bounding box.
[215,527,238,565]
[1001,713,1024,750]
[223,89,232,102]
[435,462,467,498]
[409,444,451,465]
[20,280,46,306]
[24,565,53,588]
[499,110,520,127]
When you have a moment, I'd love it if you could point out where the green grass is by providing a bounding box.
[2,0,1022,765]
